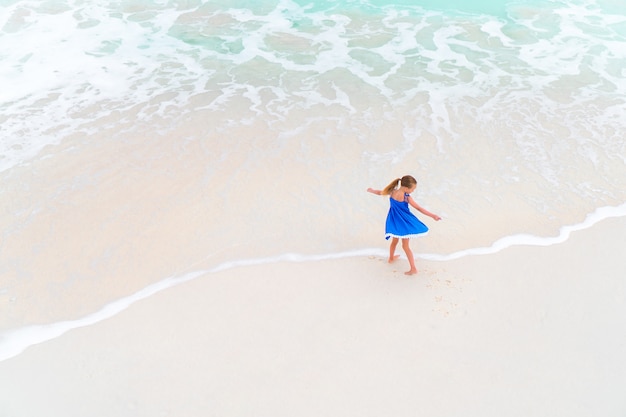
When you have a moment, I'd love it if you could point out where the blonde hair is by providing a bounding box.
[381,175,417,195]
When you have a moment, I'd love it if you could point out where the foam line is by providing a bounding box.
[1,203,625,362]
[0,270,206,363]
[420,202,626,261]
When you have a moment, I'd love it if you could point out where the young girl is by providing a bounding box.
[367,175,441,275]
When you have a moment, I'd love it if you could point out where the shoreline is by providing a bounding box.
[1,202,625,363]
[1,215,625,416]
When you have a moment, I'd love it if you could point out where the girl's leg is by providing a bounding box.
[401,238,417,275]
[388,238,400,263]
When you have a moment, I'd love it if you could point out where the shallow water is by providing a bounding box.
[1,0,625,346]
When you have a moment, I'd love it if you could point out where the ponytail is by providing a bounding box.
[382,178,401,195]
[381,175,417,195]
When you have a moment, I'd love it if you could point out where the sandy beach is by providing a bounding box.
[2,1,625,416]
[1,215,624,416]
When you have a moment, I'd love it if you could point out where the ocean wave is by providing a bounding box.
[2,0,625,173]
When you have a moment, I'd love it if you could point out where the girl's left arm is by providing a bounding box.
[407,196,441,221]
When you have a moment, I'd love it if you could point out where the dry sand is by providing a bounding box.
[1,216,625,417]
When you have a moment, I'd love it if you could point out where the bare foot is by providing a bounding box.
[404,268,418,275]
[388,255,400,263]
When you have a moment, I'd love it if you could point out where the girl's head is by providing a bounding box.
[382,175,417,195]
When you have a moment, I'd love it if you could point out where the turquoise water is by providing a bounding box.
[292,0,512,16]
[211,0,518,17]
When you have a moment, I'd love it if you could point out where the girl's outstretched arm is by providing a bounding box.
[367,188,382,195]
[407,196,441,221]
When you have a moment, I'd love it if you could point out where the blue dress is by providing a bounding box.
[385,193,429,240]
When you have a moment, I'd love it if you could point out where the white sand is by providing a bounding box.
[1,216,625,416]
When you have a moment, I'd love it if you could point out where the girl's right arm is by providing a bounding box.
[367,188,382,195]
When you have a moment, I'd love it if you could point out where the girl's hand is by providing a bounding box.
[432,214,442,221]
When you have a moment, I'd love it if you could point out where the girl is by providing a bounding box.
[367,175,441,275]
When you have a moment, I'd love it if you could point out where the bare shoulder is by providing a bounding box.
[390,189,404,201]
